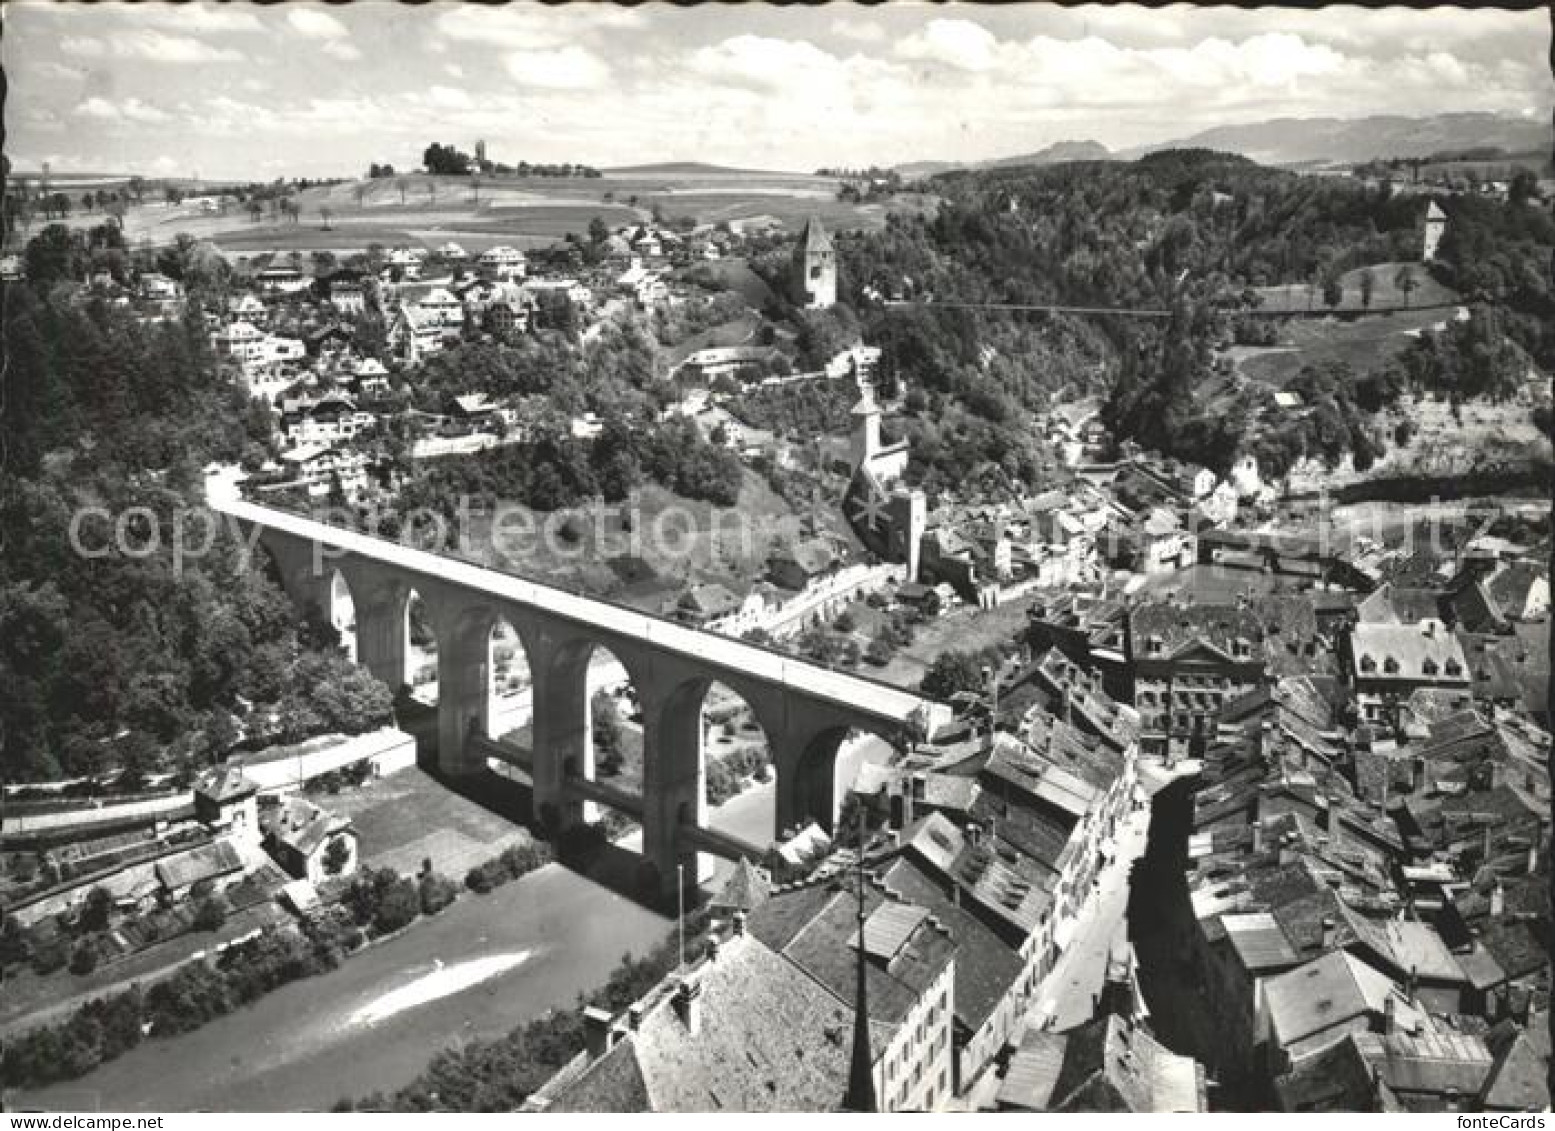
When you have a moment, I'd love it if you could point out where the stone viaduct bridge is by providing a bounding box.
[211,492,950,895]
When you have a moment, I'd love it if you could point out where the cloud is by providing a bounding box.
[61,31,241,63]
[322,40,363,62]
[437,4,641,48]
[288,9,351,39]
[688,36,851,93]
[143,6,264,34]
[896,19,1000,72]
[505,46,611,90]
[74,97,171,124]
[60,36,107,59]
[426,86,475,110]
[36,61,87,81]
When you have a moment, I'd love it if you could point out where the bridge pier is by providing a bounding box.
[640,677,710,900]
[346,573,408,693]
[529,642,594,835]
[435,609,492,778]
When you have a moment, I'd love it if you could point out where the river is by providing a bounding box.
[14,741,891,1112]
[14,863,667,1112]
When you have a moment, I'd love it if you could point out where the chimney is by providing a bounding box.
[732,910,746,937]
[1251,822,1263,854]
[1528,842,1540,876]
[911,772,926,803]
[1405,966,1418,1004]
[1321,916,1336,951]
[1490,880,1505,919]
[706,935,721,962]
[673,978,702,1035]
[583,1006,615,1058]
[968,822,984,848]
[628,1003,645,1030]
[1383,994,1397,1035]
[1411,757,1425,793]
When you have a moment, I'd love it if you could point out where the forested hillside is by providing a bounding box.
[815,150,1551,479]
[1,225,391,783]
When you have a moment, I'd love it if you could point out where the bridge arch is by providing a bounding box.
[777,720,909,838]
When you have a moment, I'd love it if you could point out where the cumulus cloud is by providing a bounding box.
[896,19,1001,72]
[288,9,351,39]
[687,36,854,93]
[504,46,611,90]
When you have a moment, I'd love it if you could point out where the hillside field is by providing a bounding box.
[32,171,940,256]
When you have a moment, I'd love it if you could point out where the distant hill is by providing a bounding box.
[897,139,1111,178]
[982,140,1112,168]
[1126,111,1552,167]
[603,161,798,177]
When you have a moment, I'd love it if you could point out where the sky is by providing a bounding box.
[4,1,1550,179]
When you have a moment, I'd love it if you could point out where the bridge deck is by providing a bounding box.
[213,494,938,726]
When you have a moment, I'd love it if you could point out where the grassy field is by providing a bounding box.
[1253,261,1460,313]
[1225,305,1465,390]
[325,767,533,878]
[35,170,936,254]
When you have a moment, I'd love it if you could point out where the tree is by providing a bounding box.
[322,835,352,877]
[373,876,420,934]
[192,896,227,932]
[69,938,99,976]
[919,648,998,699]
[1509,167,1538,207]
[1359,268,1376,311]
[1322,275,1343,311]
[80,886,114,933]
[1394,264,1418,309]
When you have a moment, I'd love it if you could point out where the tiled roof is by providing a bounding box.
[547,932,855,1112]
[1276,1033,1400,1112]
[748,877,955,1027]
[1351,621,1468,682]
[268,795,351,858]
[154,838,244,892]
[710,857,771,914]
[193,764,258,803]
[997,1028,1067,1110]
[1263,950,1426,1051]
[1050,1015,1206,1113]
[1131,601,1262,662]
[880,856,1023,1034]
[1480,1018,1551,1110]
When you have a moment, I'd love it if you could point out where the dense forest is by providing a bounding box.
[814,150,1551,479]
[1,232,391,783]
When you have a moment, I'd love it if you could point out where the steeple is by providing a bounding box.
[842,836,877,1112]
[792,215,837,309]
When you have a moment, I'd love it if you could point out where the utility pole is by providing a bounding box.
[676,862,685,972]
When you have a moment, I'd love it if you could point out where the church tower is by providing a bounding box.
[793,216,836,309]
[850,380,882,470]
[1422,200,1446,262]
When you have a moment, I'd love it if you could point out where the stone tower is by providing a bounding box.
[1422,200,1446,262]
[850,381,882,470]
[793,216,836,309]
